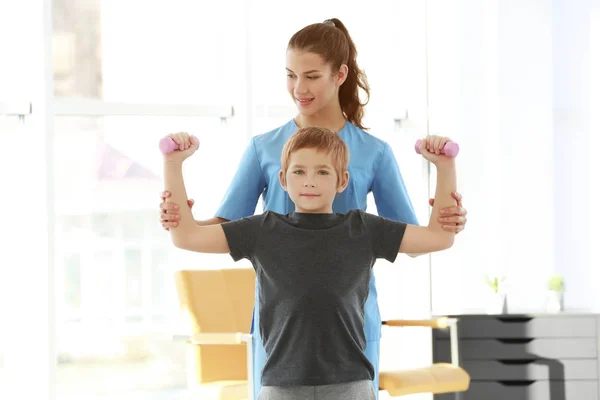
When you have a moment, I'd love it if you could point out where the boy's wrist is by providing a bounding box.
[434,158,456,170]
[163,159,184,167]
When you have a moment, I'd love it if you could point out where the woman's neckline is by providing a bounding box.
[292,117,349,134]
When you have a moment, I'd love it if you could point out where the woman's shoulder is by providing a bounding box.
[343,122,389,150]
[248,120,297,164]
[343,122,391,164]
[252,119,297,146]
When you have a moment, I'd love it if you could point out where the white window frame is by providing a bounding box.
[49,104,235,392]
[53,97,234,118]
[0,101,31,117]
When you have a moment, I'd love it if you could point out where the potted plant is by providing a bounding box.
[484,275,507,314]
[546,274,565,313]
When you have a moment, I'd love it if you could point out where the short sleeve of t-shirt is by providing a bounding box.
[221,214,264,261]
[358,210,407,263]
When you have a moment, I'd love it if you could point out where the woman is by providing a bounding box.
[160,18,467,399]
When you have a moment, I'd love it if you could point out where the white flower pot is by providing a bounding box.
[546,290,564,313]
[486,292,507,314]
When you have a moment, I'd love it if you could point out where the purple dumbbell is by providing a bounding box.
[415,139,460,157]
[159,137,179,154]
[159,136,199,154]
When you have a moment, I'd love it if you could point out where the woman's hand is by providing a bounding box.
[430,192,467,234]
[160,190,194,231]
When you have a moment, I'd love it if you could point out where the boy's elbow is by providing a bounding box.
[171,235,190,251]
[440,234,455,251]
[407,252,424,258]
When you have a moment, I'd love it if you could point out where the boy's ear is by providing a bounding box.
[279,170,287,191]
[337,171,349,193]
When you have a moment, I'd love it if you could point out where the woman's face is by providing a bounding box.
[286,49,346,117]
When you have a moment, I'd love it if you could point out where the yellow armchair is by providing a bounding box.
[174,268,255,400]
[379,318,470,397]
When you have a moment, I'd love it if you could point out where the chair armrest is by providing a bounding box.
[382,317,461,366]
[173,332,252,345]
[174,332,255,399]
[382,317,456,329]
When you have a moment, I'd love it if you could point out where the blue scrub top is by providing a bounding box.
[215,119,419,340]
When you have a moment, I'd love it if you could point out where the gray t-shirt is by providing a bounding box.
[221,209,406,387]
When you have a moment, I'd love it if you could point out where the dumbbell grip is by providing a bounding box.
[415,139,459,157]
[159,137,179,154]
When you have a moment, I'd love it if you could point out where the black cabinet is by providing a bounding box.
[433,314,600,400]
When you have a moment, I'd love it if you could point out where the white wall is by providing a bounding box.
[428,0,598,314]
[496,0,555,309]
[590,0,600,311]
[552,0,595,310]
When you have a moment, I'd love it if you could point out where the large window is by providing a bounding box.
[53,115,235,398]
[52,0,241,106]
[50,0,246,398]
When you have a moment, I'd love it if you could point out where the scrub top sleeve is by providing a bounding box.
[215,137,266,221]
[371,142,419,225]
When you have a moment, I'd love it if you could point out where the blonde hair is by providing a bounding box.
[281,127,349,184]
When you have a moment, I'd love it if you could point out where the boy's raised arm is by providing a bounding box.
[163,133,230,254]
[399,137,458,254]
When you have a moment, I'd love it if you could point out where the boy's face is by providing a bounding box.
[279,148,349,214]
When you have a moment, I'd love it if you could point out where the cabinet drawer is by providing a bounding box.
[462,359,597,380]
[434,338,597,360]
[434,316,596,339]
[435,380,598,400]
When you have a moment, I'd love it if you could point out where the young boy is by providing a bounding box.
[163,127,458,400]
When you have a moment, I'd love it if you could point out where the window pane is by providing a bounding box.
[54,115,239,399]
[52,0,102,98]
[64,254,82,310]
[52,0,243,104]
[122,211,147,241]
[125,249,143,311]
[0,3,31,97]
[151,249,172,313]
[91,214,117,239]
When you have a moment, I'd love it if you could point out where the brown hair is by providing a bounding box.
[288,18,370,130]
[281,127,349,184]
